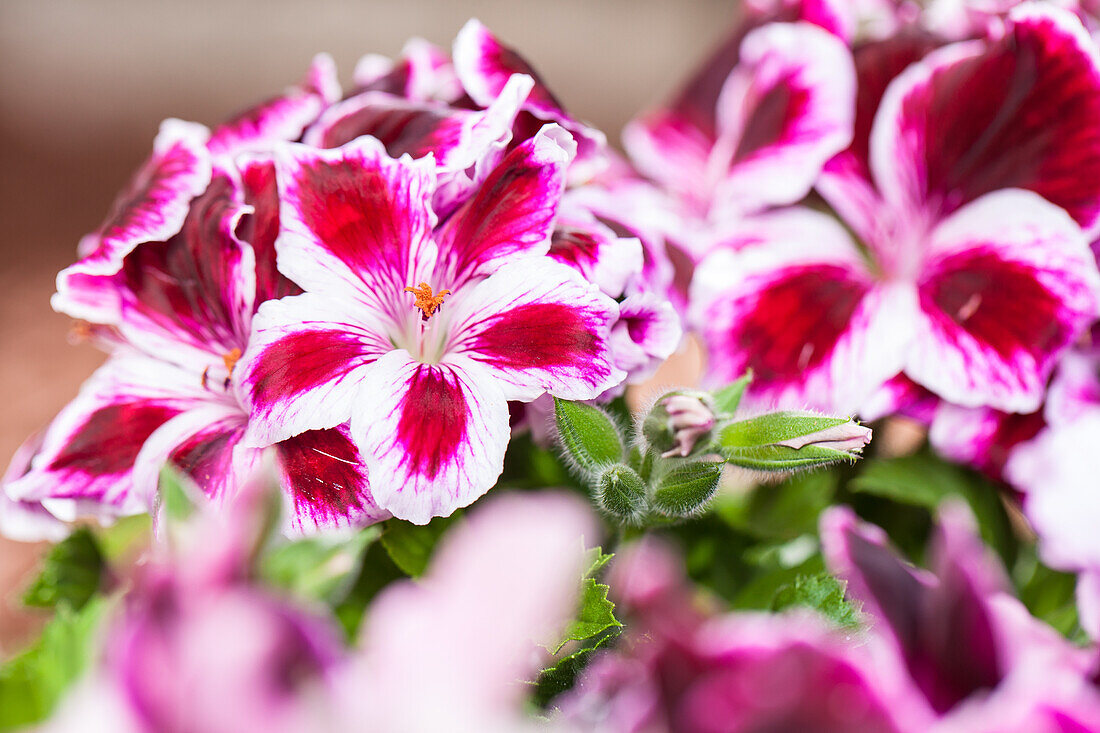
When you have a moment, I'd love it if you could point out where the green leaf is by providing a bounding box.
[260,526,381,603]
[711,371,752,417]
[556,578,621,653]
[583,547,614,578]
[771,572,861,629]
[596,464,648,522]
[95,514,152,563]
[554,398,624,473]
[1014,548,1081,638]
[0,598,109,730]
[330,542,406,641]
[380,514,459,578]
[651,461,722,517]
[158,465,198,521]
[533,628,620,708]
[22,529,103,611]
[848,450,1016,564]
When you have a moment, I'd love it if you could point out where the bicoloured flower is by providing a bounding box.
[557,538,918,732]
[240,127,623,524]
[822,502,1092,724]
[622,15,856,235]
[41,476,350,733]
[9,157,386,533]
[0,433,68,542]
[693,5,1100,414]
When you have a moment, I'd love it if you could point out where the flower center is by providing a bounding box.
[404,283,451,321]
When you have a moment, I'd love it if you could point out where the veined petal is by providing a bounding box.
[273,138,437,304]
[711,21,856,217]
[609,292,683,383]
[303,74,531,171]
[549,198,644,298]
[448,257,624,402]
[690,209,914,413]
[276,425,389,533]
[240,292,391,447]
[6,357,203,517]
[238,154,301,305]
[55,119,212,320]
[207,54,340,157]
[131,404,254,511]
[351,352,509,524]
[434,125,573,283]
[453,19,607,175]
[872,5,1100,234]
[909,190,1100,412]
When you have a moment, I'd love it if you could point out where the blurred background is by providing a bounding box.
[0,0,728,653]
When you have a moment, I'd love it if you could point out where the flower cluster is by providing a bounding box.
[7,1,1100,731]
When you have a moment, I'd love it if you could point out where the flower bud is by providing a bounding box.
[643,392,716,458]
[596,464,648,523]
[719,411,871,472]
[554,398,625,474]
[651,461,722,517]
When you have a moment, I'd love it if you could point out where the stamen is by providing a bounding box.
[223,348,242,375]
[404,283,452,321]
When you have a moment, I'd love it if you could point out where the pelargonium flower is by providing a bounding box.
[240,127,623,524]
[8,133,386,532]
[822,502,1095,725]
[41,477,350,733]
[0,434,68,542]
[622,12,856,238]
[693,4,1100,415]
[557,538,918,732]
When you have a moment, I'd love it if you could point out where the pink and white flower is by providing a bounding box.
[9,157,386,533]
[240,128,623,524]
[822,502,1094,725]
[693,5,1100,415]
[557,538,918,732]
[622,16,856,234]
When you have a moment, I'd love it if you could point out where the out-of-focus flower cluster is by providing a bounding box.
[8,1,1100,730]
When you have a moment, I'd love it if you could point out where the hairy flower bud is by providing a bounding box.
[643,392,717,459]
[719,411,871,472]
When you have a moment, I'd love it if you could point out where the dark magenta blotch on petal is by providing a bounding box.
[894,12,1100,228]
[48,402,182,485]
[471,302,598,371]
[920,249,1068,361]
[723,265,866,387]
[250,330,369,410]
[277,427,373,526]
[396,366,469,480]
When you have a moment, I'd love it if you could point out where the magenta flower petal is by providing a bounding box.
[238,154,302,305]
[449,258,624,402]
[6,358,201,517]
[872,5,1100,234]
[691,208,913,412]
[354,37,462,103]
[625,22,854,219]
[242,292,392,446]
[435,125,573,283]
[549,201,644,299]
[351,351,509,524]
[929,402,1046,483]
[55,119,212,320]
[275,425,389,532]
[0,434,69,542]
[207,54,340,157]
[273,137,438,303]
[452,19,607,174]
[609,292,684,383]
[908,190,1100,413]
